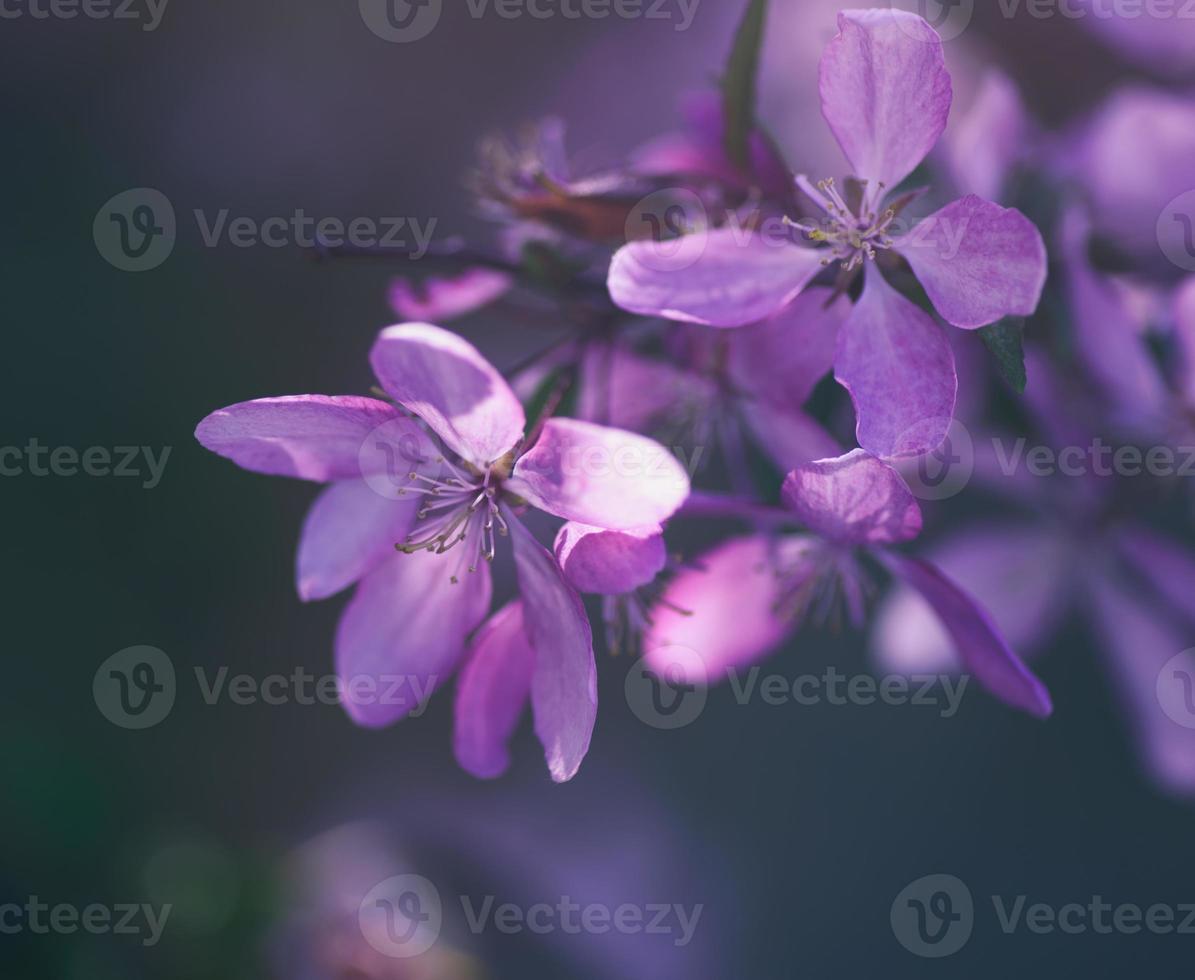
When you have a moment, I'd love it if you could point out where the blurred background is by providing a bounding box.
[3,0,1195,977]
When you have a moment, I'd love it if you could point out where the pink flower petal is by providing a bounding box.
[554,522,666,596]
[389,268,512,322]
[296,480,422,601]
[645,535,809,684]
[509,516,597,784]
[881,552,1053,719]
[334,550,492,729]
[819,9,953,189]
[370,322,525,466]
[607,228,824,328]
[195,395,400,482]
[509,419,690,531]
[898,195,1047,329]
[782,449,922,546]
[453,601,536,780]
[834,267,957,459]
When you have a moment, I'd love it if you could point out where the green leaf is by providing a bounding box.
[522,366,564,433]
[721,0,769,170]
[979,318,1028,394]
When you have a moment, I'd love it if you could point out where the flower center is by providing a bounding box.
[789,177,897,273]
[396,458,509,583]
[773,540,871,630]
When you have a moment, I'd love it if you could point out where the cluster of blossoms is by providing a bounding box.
[197,6,1195,792]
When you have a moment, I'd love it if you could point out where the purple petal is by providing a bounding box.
[607,229,824,328]
[334,550,492,729]
[898,195,1047,329]
[940,70,1030,203]
[453,601,535,780]
[296,480,421,601]
[1073,1,1195,74]
[1174,278,1195,405]
[783,449,922,546]
[740,399,841,473]
[509,419,690,531]
[1060,208,1168,429]
[834,267,957,458]
[1070,87,1195,260]
[509,515,597,784]
[1086,574,1195,797]
[819,9,952,189]
[881,552,1053,718]
[874,523,1071,675]
[577,344,716,433]
[554,522,666,596]
[195,395,400,482]
[644,535,808,683]
[370,322,525,466]
[726,287,849,409]
[1115,527,1195,631]
[389,269,512,322]
[631,91,793,200]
